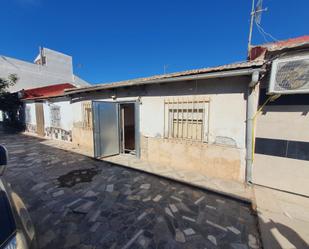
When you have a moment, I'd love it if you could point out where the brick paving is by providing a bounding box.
[1,132,261,249]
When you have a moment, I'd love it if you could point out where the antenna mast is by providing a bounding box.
[164,64,169,74]
[247,0,268,58]
[247,0,255,58]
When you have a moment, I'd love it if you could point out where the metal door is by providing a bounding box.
[92,101,120,158]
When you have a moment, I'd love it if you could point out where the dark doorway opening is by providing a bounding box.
[120,103,135,154]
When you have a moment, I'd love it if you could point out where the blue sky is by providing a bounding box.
[0,0,308,84]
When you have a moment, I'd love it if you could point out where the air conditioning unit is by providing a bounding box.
[268,54,309,94]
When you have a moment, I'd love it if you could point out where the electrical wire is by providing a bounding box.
[255,19,278,42]
[256,22,269,43]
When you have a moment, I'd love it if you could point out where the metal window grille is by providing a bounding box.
[164,97,210,142]
[82,102,93,129]
[50,105,61,128]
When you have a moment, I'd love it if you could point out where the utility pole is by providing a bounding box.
[247,0,255,58]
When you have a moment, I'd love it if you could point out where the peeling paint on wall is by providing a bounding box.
[50,104,61,128]
[45,127,72,142]
[215,136,237,147]
[26,123,36,133]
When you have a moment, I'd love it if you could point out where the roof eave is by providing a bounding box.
[65,66,264,96]
[21,94,70,102]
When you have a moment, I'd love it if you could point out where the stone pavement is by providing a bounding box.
[1,132,261,249]
[254,186,309,249]
[103,154,253,202]
[24,131,253,202]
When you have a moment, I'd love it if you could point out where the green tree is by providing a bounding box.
[0,74,23,128]
[0,74,19,93]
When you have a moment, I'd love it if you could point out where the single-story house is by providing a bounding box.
[23,61,265,184]
[64,61,265,183]
[22,36,309,197]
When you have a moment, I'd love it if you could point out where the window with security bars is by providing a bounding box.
[164,97,209,142]
[82,102,93,129]
[50,105,61,128]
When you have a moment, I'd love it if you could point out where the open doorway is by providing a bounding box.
[120,103,135,154]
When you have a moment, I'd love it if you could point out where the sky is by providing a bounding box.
[0,0,308,84]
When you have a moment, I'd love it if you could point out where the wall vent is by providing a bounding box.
[268,55,309,94]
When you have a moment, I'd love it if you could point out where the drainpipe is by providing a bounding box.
[246,71,260,183]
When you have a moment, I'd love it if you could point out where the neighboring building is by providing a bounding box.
[23,83,76,140]
[249,36,309,196]
[22,83,94,153]
[0,47,89,92]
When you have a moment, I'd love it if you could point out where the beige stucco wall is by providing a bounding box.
[141,136,242,181]
[255,105,309,142]
[72,127,94,153]
[253,105,309,196]
[86,76,250,182]
[71,101,94,152]
[139,78,248,182]
[138,78,248,150]
[253,154,309,196]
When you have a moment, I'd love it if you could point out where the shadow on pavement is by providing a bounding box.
[258,214,308,249]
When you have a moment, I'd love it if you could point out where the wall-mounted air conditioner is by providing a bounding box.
[268,54,309,94]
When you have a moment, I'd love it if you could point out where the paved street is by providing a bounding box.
[1,133,261,249]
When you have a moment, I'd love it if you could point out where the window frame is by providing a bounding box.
[50,105,61,128]
[163,97,210,142]
[82,102,93,129]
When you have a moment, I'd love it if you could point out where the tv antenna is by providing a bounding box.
[247,0,268,56]
[164,64,169,74]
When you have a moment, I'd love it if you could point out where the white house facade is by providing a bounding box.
[0,47,89,92]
